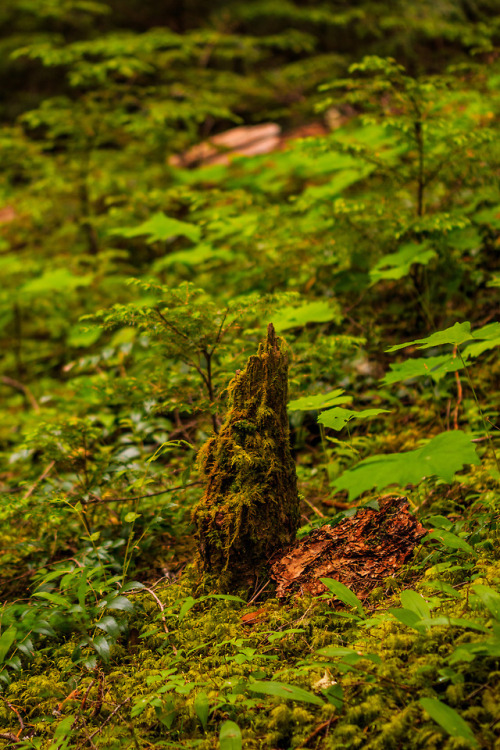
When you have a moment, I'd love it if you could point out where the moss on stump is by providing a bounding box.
[193,323,299,592]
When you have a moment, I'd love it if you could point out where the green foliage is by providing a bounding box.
[333,430,480,500]
[419,698,479,748]
[0,1,499,748]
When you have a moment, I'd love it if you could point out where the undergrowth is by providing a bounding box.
[0,1,500,747]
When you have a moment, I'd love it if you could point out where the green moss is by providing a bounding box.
[192,323,300,592]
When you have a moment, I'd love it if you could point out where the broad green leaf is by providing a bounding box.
[110,212,201,244]
[471,584,500,620]
[418,617,487,632]
[122,581,146,592]
[323,683,343,709]
[48,715,76,748]
[33,591,73,608]
[124,512,141,523]
[67,324,102,348]
[156,697,176,729]
[16,638,34,658]
[219,720,242,750]
[420,698,478,747]
[426,515,453,530]
[320,578,366,618]
[386,322,473,352]
[91,635,110,663]
[95,616,120,639]
[370,242,436,283]
[194,691,210,730]
[105,595,134,612]
[424,530,476,556]
[0,627,17,664]
[179,596,197,620]
[273,300,341,332]
[248,681,324,706]
[288,389,347,411]
[462,322,500,359]
[154,243,234,270]
[22,269,93,295]
[333,431,480,500]
[400,590,431,620]
[381,354,463,385]
[319,407,390,431]
[423,579,460,597]
[389,608,426,633]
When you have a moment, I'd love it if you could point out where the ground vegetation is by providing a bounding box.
[0,1,499,748]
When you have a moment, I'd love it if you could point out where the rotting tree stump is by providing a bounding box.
[192,323,299,592]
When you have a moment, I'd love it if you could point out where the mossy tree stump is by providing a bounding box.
[193,323,299,592]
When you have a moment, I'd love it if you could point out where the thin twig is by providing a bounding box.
[127,585,173,643]
[247,580,270,605]
[453,370,463,430]
[0,733,22,744]
[22,461,56,501]
[85,698,130,744]
[299,717,337,747]
[0,696,24,736]
[302,496,326,518]
[82,482,201,505]
[1,376,39,412]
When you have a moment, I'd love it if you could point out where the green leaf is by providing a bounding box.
[418,617,487,632]
[318,407,390,431]
[67,324,102,348]
[388,608,426,633]
[33,591,73,608]
[105,595,134,612]
[124,512,141,523]
[400,590,431,620]
[323,683,344,709]
[471,584,500,620]
[194,691,210,730]
[179,596,197,620]
[273,300,340,332]
[154,243,234,270]
[370,242,436,283]
[48,715,76,748]
[424,530,476,556]
[110,212,201,244]
[22,269,93,295]
[91,635,110,663]
[381,354,463,385]
[317,646,380,666]
[219,720,242,750]
[95,616,120,639]
[333,431,480,500]
[156,697,176,729]
[419,698,478,747]
[386,322,473,352]
[0,627,17,664]
[247,681,324,706]
[320,578,366,618]
[288,389,347,411]
[121,581,146,592]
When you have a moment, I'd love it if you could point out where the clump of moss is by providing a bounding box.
[192,323,299,592]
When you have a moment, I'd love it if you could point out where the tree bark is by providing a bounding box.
[193,323,299,592]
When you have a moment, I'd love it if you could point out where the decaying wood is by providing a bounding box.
[270,495,427,599]
[192,323,299,591]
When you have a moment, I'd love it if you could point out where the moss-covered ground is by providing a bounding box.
[1,509,499,748]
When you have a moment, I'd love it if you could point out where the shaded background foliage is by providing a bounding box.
[0,1,499,746]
